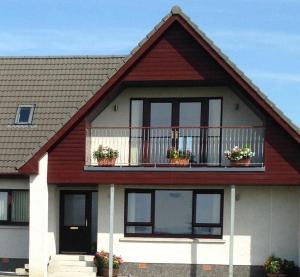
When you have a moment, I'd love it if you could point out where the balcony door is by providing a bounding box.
[130,98,222,165]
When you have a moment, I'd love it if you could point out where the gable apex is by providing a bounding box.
[17,6,299,175]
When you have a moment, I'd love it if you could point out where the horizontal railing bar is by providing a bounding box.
[88,125,265,130]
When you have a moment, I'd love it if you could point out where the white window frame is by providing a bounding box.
[15,105,35,125]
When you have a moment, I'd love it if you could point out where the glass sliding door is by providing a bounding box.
[207,99,222,165]
[149,102,173,164]
[130,97,222,166]
[130,100,144,165]
[178,102,202,164]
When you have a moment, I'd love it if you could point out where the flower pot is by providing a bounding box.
[169,157,190,166]
[230,158,251,167]
[97,157,117,166]
[99,268,119,277]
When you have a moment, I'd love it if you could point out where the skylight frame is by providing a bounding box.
[15,105,35,125]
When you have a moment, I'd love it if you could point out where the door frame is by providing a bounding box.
[59,190,94,254]
[130,97,223,165]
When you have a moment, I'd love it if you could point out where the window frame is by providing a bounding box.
[124,189,224,239]
[0,189,29,226]
[15,105,35,125]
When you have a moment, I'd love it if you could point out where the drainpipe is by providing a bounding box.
[229,185,236,277]
[109,184,115,277]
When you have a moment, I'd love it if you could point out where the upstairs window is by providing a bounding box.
[15,105,35,125]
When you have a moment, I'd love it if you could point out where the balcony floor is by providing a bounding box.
[84,165,265,172]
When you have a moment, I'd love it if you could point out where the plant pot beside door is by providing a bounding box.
[100,268,119,277]
[93,145,119,167]
[94,251,123,277]
[264,255,295,277]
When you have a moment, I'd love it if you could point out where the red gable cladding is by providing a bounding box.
[47,116,299,185]
[47,20,299,185]
[124,23,227,82]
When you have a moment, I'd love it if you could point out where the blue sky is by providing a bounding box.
[0,0,299,127]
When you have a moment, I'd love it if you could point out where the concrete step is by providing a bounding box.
[51,254,94,262]
[24,264,29,270]
[49,260,94,267]
[48,272,96,277]
[15,268,29,276]
[48,255,96,277]
[48,265,97,273]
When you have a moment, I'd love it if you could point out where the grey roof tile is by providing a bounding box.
[0,55,124,173]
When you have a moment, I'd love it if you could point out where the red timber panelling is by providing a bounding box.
[48,116,300,185]
[123,22,227,82]
[47,21,299,186]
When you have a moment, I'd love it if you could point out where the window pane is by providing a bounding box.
[0,192,8,220]
[126,226,152,234]
[179,102,201,126]
[130,100,143,165]
[64,194,86,226]
[150,103,172,127]
[194,227,221,236]
[196,194,221,224]
[11,191,29,222]
[127,193,151,223]
[18,107,32,123]
[154,190,192,234]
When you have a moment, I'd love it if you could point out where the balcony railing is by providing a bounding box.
[86,126,265,168]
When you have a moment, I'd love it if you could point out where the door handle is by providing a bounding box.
[70,226,79,230]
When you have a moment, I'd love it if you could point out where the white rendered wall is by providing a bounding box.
[92,86,262,127]
[97,185,299,266]
[0,178,29,259]
[29,154,49,277]
[48,185,59,257]
[90,87,263,166]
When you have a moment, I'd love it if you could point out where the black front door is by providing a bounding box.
[60,191,92,254]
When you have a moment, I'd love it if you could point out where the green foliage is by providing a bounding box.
[224,145,254,161]
[264,255,295,274]
[94,251,123,269]
[167,147,193,160]
[93,145,119,159]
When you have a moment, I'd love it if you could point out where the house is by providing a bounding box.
[0,5,299,277]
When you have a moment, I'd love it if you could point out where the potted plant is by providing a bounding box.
[94,251,123,277]
[224,145,254,166]
[264,255,295,277]
[167,147,193,166]
[93,145,119,166]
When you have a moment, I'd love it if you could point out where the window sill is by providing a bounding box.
[119,237,226,244]
[0,225,29,229]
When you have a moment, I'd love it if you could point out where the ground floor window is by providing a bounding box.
[125,189,223,238]
[0,190,29,225]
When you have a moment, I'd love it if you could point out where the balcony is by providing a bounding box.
[85,126,265,171]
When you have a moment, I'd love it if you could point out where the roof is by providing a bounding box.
[0,56,124,173]
[0,6,299,174]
